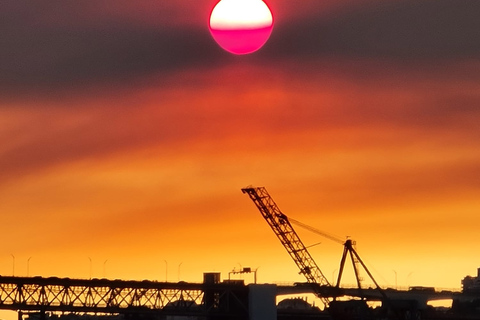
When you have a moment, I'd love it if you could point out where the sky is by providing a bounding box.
[1,0,480,306]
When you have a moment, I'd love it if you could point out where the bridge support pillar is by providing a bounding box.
[248,284,277,320]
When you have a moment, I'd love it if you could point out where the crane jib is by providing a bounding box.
[241,186,331,307]
[242,186,389,310]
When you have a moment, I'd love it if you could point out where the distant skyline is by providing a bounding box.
[1,1,480,310]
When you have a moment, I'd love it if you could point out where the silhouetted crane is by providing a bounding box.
[241,186,387,308]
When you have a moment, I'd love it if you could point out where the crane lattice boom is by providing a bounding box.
[241,186,331,306]
[242,186,389,308]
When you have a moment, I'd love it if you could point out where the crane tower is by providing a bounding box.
[241,186,331,306]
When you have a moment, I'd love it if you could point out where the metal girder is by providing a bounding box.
[0,276,249,318]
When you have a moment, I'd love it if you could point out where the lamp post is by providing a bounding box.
[406,272,413,288]
[88,257,92,279]
[164,260,168,282]
[178,262,183,281]
[103,259,108,278]
[10,254,15,276]
[27,257,32,277]
[393,270,397,289]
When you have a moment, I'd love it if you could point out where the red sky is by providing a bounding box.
[1,0,480,308]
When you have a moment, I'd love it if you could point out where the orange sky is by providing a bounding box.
[1,2,480,312]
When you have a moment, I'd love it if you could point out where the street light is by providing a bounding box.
[88,257,92,279]
[103,259,109,278]
[164,260,168,282]
[27,257,32,277]
[178,262,183,281]
[393,270,397,289]
[10,254,15,276]
[406,272,414,287]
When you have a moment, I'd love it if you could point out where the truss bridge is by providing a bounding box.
[0,274,251,320]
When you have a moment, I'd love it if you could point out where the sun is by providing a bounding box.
[209,0,274,55]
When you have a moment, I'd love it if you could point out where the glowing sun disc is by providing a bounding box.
[209,0,274,55]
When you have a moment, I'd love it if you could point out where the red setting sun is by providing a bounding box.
[209,0,273,54]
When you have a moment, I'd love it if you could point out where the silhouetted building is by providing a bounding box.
[462,267,480,293]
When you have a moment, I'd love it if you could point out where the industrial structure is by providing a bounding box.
[0,273,268,320]
[241,187,386,296]
[241,186,480,319]
[462,268,480,294]
[0,186,478,320]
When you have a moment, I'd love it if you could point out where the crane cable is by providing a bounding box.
[288,217,346,245]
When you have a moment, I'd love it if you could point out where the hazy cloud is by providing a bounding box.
[2,0,479,96]
[0,1,226,95]
[0,24,223,93]
[264,0,480,60]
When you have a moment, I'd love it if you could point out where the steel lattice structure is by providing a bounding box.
[0,276,249,319]
[241,186,331,307]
